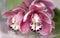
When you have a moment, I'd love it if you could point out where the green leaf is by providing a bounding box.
[54,8,60,30]
[6,0,23,10]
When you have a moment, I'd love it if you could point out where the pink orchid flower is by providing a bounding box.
[2,0,55,35]
[29,0,55,19]
[2,2,29,31]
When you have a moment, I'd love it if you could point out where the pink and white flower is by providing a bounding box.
[2,0,55,35]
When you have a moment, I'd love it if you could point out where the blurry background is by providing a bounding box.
[0,0,60,38]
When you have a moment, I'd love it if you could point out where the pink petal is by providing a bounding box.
[29,3,44,11]
[46,7,55,19]
[23,11,33,22]
[2,2,27,18]
[30,0,55,9]
[51,21,55,28]
[2,11,17,18]
[42,0,55,9]
[39,21,52,35]
[14,12,23,25]
[7,16,13,27]
[20,21,30,33]
[38,11,51,24]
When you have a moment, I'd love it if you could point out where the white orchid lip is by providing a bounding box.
[10,16,19,31]
[30,14,42,31]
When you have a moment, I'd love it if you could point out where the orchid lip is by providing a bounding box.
[10,16,19,30]
[30,14,42,31]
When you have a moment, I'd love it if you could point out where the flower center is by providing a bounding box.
[10,16,19,30]
[30,14,42,31]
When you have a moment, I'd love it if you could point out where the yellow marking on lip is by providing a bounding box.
[11,17,19,30]
[33,18,39,30]
[33,21,37,28]
[31,14,41,31]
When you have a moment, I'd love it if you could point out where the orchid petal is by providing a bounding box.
[23,11,33,22]
[42,0,55,9]
[51,21,55,28]
[20,21,30,33]
[38,11,51,24]
[13,12,23,25]
[46,7,55,19]
[2,2,27,18]
[39,21,52,35]
[2,11,17,18]
[7,17,12,26]
[29,3,45,11]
